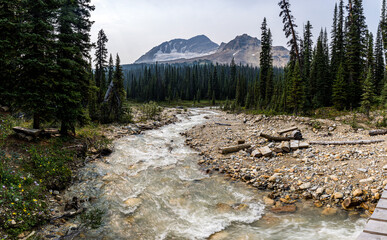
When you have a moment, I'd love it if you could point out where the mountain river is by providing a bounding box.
[66,109,366,240]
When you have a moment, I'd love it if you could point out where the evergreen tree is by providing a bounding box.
[365,32,375,76]
[345,0,367,108]
[19,0,59,129]
[331,0,345,78]
[278,0,301,66]
[375,23,385,95]
[94,29,109,102]
[259,18,274,107]
[55,0,95,134]
[288,61,304,114]
[302,21,313,80]
[332,63,347,110]
[108,54,114,84]
[361,68,375,117]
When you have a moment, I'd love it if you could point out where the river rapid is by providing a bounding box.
[65,109,366,240]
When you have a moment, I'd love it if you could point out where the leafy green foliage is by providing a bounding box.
[0,151,47,237]
[140,102,163,121]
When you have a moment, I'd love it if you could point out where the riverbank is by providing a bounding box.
[0,106,181,239]
[185,110,387,217]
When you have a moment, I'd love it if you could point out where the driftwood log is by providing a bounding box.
[369,129,387,136]
[309,139,384,145]
[278,127,298,135]
[220,144,251,154]
[280,141,290,152]
[260,133,293,142]
[215,123,232,126]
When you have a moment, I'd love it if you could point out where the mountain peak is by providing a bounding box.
[135,35,218,63]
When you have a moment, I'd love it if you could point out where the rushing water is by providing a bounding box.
[66,109,366,240]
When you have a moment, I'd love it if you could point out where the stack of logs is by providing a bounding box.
[219,127,310,157]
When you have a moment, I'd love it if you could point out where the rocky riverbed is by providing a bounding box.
[185,110,387,217]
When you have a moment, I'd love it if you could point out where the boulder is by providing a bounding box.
[352,189,363,197]
[333,192,344,199]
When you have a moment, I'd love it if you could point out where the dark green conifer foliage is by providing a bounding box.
[361,68,375,117]
[365,32,375,77]
[19,0,59,129]
[0,1,23,106]
[56,0,94,134]
[94,29,109,102]
[375,24,385,95]
[345,0,367,108]
[278,0,301,66]
[259,18,274,108]
[287,61,303,114]
[108,54,114,84]
[332,64,347,110]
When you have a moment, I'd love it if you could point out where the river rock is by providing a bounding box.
[383,165,387,171]
[353,189,363,197]
[124,198,142,207]
[333,192,344,199]
[260,146,272,157]
[359,177,374,183]
[299,182,311,190]
[209,231,229,240]
[251,150,262,158]
[263,196,275,205]
[269,173,281,182]
[270,205,297,213]
[321,207,337,216]
[216,203,232,212]
[316,187,325,195]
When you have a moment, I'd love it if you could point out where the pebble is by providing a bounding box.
[299,182,311,190]
[353,189,363,197]
[333,192,344,199]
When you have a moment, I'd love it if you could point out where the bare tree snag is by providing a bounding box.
[220,144,251,154]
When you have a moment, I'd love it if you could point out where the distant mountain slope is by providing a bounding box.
[135,35,219,63]
[135,34,290,67]
[163,34,289,67]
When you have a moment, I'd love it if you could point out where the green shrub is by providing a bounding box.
[140,101,163,120]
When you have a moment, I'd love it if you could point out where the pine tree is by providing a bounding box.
[0,1,24,107]
[365,32,375,77]
[302,21,313,80]
[259,18,274,107]
[19,0,59,129]
[375,24,385,95]
[345,0,367,108]
[108,54,114,84]
[332,63,347,110]
[55,0,95,134]
[278,0,301,66]
[94,29,109,102]
[361,68,375,117]
[288,61,304,114]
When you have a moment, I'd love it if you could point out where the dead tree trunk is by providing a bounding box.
[369,129,387,136]
[220,144,251,154]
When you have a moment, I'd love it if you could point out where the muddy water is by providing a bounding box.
[66,109,366,240]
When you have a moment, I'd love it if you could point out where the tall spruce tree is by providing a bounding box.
[55,0,94,134]
[19,0,59,129]
[361,68,375,117]
[259,18,273,107]
[279,0,301,66]
[94,29,109,102]
[288,61,304,114]
[375,24,385,95]
[332,63,347,110]
[345,0,367,108]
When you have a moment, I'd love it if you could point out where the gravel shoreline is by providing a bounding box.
[185,110,387,216]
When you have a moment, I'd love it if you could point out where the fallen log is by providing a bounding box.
[290,140,299,150]
[278,127,298,135]
[369,129,387,136]
[215,122,232,126]
[220,143,251,154]
[309,139,384,145]
[260,133,292,142]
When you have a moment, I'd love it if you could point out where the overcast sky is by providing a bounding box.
[90,0,382,65]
